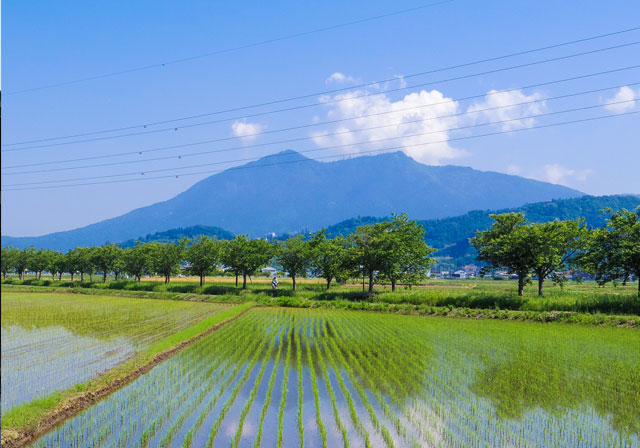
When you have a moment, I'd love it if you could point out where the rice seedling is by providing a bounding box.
[27,307,640,447]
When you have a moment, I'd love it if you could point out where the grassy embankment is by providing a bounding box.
[3,275,639,326]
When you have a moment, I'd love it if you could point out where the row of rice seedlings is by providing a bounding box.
[143,315,263,447]
[34,310,261,447]
[232,319,289,447]
[295,322,305,448]
[312,324,350,448]
[252,316,288,448]
[321,320,393,447]
[183,321,267,446]
[325,317,415,446]
[334,312,472,447]
[2,296,231,413]
[319,322,372,448]
[345,313,460,446]
[303,326,327,447]
[276,324,294,448]
[205,324,277,447]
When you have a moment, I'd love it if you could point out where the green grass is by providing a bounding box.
[4,276,638,315]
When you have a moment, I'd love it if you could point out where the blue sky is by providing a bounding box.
[2,0,639,236]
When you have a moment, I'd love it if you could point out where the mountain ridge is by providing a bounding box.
[2,150,584,251]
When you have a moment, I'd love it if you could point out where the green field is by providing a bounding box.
[1,292,233,414]
[2,281,639,447]
[28,307,639,447]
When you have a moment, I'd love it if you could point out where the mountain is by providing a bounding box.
[324,195,640,267]
[119,225,234,248]
[2,150,584,251]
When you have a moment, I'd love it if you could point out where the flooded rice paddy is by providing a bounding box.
[31,307,640,447]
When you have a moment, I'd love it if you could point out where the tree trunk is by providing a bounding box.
[200,274,204,287]
[71,272,74,281]
[391,278,396,292]
[243,273,247,289]
[59,272,62,281]
[538,275,544,297]
[235,273,238,287]
[292,275,297,291]
[136,274,141,282]
[368,270,374,293]
[326,277,332,290]
[103,271,107,283]
[518,274,525,297]
[38,271,42,280]
[165,273,170,284]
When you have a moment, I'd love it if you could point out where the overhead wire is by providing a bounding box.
[3,27,639,148]
[3,100,637,189]
[3,0,454,96]
[3,82,637,175]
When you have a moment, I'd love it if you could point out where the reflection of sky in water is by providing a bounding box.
[30,311,640,447]
[1,325,135,412]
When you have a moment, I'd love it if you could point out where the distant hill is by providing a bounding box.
[324,195,640,267]
[2,150,583,251]
[119,225,234,248]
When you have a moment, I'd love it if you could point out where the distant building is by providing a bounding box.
[452,270,467,279]
[261,266,277,277]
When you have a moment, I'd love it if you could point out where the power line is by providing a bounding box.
[5,110,637,191]
[3,84,636,175]
[4,27,639,148]
[5,66,637,170]
[3,0,455,96]
[4,101,636,188]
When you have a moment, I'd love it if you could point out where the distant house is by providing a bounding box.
[261,266,277,277]
[452,270,467,279]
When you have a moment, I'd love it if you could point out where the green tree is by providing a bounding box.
[377,214,435,291]
[471,213,537,296]
[123,242,151,281]
[14,248,33,280]
[67,247,94,282]
[221,235,273,289]
[529,220,585,296]
[308,231,350,290]
[186,236,222,286]
[579,208,640,295]
[46,250,66,281]
[351,219,395,293]
[27,249,49,280]
[92,245,124,282]
[149,241,186,283]
[276,235,311,291]
[1,246,19,279]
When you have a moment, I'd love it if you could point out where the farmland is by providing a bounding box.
[1,292,233,414]
[28,307,640,447]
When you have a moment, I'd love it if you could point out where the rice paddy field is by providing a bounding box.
[29,307,640,447]
[1,292,232,414]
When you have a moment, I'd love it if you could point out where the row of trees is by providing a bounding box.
[472,208,640,296]
[1,214,434,292]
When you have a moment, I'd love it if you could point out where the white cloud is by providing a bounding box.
[325,72,358,84]
[311,86,466,165]
[604,86,638,113]
[467,89,546,131]
[506,164,522,175]
[539,164,593,185]
[231,120,264,142]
